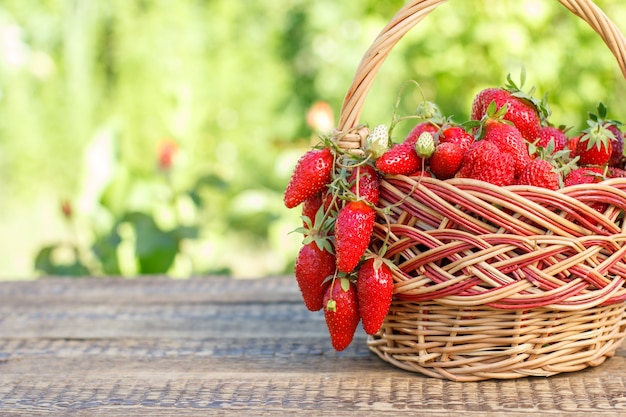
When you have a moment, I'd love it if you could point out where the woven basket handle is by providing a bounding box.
[334,0,626,146]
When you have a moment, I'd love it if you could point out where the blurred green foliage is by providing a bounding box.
[1,0,626,278]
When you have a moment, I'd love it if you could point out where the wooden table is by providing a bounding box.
[1,276,626,416]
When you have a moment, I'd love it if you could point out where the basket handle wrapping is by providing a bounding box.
[335,0,626,140]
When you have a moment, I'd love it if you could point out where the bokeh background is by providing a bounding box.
[1,0,626,280]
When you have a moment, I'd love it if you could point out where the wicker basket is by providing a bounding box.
[332,0,626,381]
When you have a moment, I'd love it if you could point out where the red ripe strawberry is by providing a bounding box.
[471,75,544,143]
[457,140,516,186]
[357,257,394,335]
[348,164,380,205]
[284,147,334,209]
[471,87,500,121]
[375,142,423,175]
[583,103,624,167]
[563,167,607,214]
[535,125,568,154]
[440,126,474,150]
[301,192,323,228]
[483,119,530,176]
[563,167,604,187]
[516,158,559,190]
[324,278,360,351]
[335,200,376,273]
[608,167,626,178]
[403,121,440,147]
[576,131,612,167]
[576,103,618,167]
[567,135,580,159]
[429,142,465,180]
[294,241,335,311]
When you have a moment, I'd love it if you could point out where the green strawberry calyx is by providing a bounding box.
[503,70,551,124]
[325,276,353,312]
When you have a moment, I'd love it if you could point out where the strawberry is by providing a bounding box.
[576,128,612,167]
[348,164,380,205]
[471,74,546,143]
[457,140,516,186]
[576,103,618,167]
[415,131,436,160]
[471,87,500,121]
[608,167,626,178]
[429,142,465,180]
[516,158,560,190]
[563,167,607,214]
[284,147,334,208]
[301,192,323,228]
[535,125,568,155]
[563,167,604,187]
[403,121,440,147]
[295,241,335,311]
[482,118,531,176]
[335,200,376,273]
[365,124,390,159]
[567,135,580,160]
[375,142,423,175]
[324,278,360,351]
[440,126,474,150]
[357,257,394,335]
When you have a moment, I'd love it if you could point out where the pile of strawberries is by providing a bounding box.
[283,74,626,351]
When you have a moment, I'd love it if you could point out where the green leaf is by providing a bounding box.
[34,245,90,276]
[92,229,122,275]
[123,212,179,274]
[340,277,350,292]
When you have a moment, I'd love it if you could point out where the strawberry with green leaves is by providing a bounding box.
[357,257,394,335]
[335,200,376,273]
[348,164,380,205]
[376,121,439,175]
[324,277,360,351]
[535,125,568,155]
[576,124,613,167]
[578,103,621,167]
[471,73,546,143]
[479,102,531,176]
[516,158,560,190]
[301,192,323,229]
[295,239,335,312]
[284,147,334,209]
[563,166,604,187]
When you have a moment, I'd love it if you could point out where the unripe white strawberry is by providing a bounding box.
[365,124,389,159]
[415,131,435,159]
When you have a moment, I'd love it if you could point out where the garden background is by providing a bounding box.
[1,0,626,280]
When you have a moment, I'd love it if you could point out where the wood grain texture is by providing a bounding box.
[1,276,626,416]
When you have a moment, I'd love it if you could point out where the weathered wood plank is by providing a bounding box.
[1,276,626,416]
[2,337,626,415]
